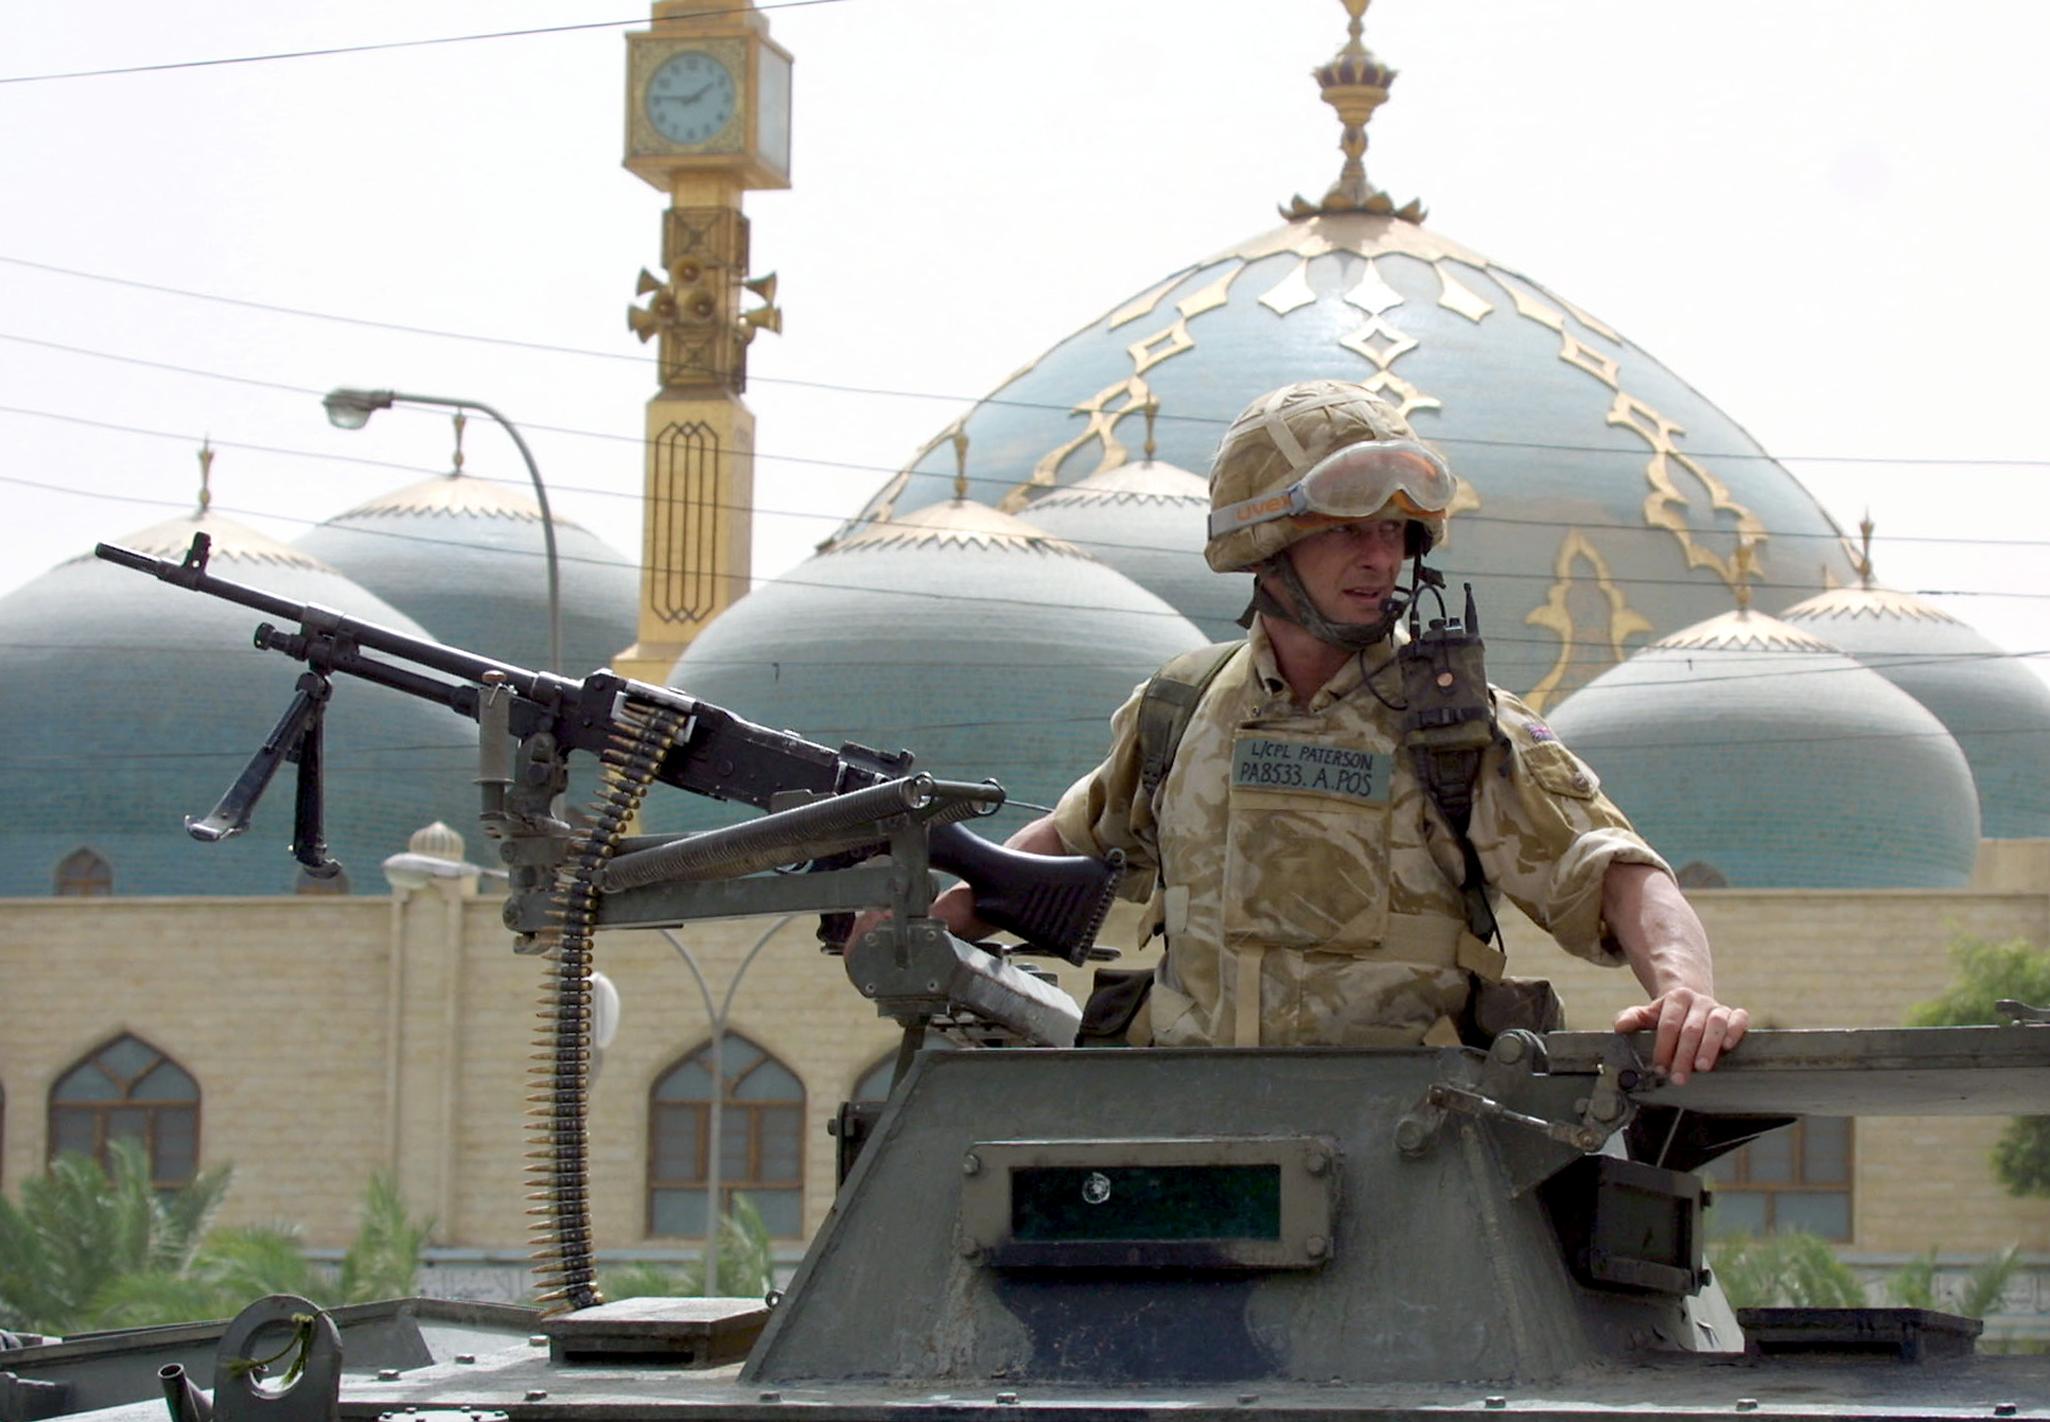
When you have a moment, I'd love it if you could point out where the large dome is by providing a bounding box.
[648,499,1207,835]
[297,472,638,677]
[0,514,477,896]
[1545,608,1981,889]
[842,213,1855,708]
[1015,456,1242,642]
[1783,579,2050,840]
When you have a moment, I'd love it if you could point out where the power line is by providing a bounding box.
[0,2,852,85]
[5,256,2044,471]
[13,329,2050,551]
[23,466,2050,663]
[6,385,2050,588]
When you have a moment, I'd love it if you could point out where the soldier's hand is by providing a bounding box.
[841,884,983,952]
[1613,987,1749,1086]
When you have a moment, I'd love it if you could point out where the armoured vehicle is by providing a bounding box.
[4,536,2045,1422]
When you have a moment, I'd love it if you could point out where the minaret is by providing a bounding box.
[614,0,791,683]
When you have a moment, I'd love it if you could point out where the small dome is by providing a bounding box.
[297,472,638,676]
[1546,608,1982,888]
[409,820,467,861]
[649,499,1208,834]
[1017,459,1244,641]
[0,513,478,896]
[1783,583,2050,839]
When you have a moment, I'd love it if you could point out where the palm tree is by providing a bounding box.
[0,1142,232,1334]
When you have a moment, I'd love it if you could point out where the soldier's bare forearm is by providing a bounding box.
[1604,862,1712,997]
[1602,861,1748,1083]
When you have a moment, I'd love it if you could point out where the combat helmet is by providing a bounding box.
[1205,379,1457,574]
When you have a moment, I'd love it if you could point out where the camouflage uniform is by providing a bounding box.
[1054,620,1669,1048]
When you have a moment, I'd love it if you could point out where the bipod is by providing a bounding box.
[186,669,341,879]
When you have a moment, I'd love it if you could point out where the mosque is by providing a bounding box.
[0,0,2044,1330]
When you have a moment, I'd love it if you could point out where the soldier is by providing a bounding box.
[938,380,1746,1082]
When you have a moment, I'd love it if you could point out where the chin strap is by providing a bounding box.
[1243,555,1411,652]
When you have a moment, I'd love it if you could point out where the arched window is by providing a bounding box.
[48,1034,200,1189]
[649,1034,804,1238]
[54,848,112,897]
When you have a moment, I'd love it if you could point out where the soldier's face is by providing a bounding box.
[1279,518,1408,623]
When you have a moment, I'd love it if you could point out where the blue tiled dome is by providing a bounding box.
[648,499,1207,835]
[843,215,1854,708]
[1784,583,2050,839]
[0,515,478,896]
[1545,609,1981,888]
[1015,458,1244,643]
[297,473,638,677]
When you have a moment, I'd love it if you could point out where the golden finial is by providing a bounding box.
[195,439,214,515]
[1283,0,1425,223]
[1141,397,1160,462]
[1856,510,1876,590]
[950,427,970,502]
[1733,537,1756,612]
[450,410,467,477]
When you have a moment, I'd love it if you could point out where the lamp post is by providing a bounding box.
[660,916,794,1296]
[323,387,562,673]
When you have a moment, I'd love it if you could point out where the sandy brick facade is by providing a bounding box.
[2,844,2043,1322]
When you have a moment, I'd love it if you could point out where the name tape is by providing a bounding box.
[1231,735,1388,805]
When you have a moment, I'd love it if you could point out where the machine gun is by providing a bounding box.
[98,531,1125,1311]
[96,532,1121,961]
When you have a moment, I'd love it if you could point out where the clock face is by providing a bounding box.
[645,50,738,147]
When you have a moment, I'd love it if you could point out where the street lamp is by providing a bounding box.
[322,387,563,673]
[661,916,795,1296]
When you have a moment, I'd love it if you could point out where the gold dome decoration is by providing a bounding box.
[333,472,557,523]
[1028,399,1210,508]
[1652,607,1839,655]
[1523,529,1655,713]
[1283,0,1426,223]
[106,511,330,571]
[85,443,327,570]
[836,435,1087,557]
[1783,515,1964,626]
[831,497,1087,558]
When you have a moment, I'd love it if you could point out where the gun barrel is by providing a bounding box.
[95,537,569,704]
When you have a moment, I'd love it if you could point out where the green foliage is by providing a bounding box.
[1709,1232,1866,1309]
[1988,1119,2050,1197]
[1907,935,2050,1197]
[592,1196,777,1304]
[595,1261,694,1301]
[0,1153,430,1335]
[336,1172,433,1304]
[87,1226,324,1331]
[700,1195,775,1298]
[1906,936,2050,1026]
[0,1143,233,1334]
[1886,1244,2020,1318]
[1887,1248,1939,1309]
[1957,1244,2023,1319]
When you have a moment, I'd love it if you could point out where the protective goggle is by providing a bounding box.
[1208,438,1456,539]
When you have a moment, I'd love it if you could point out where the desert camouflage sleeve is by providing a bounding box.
[1468,689,1672,966]
[1051,680,1162,902]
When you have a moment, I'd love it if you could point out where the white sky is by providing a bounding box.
[2,0,2046,678]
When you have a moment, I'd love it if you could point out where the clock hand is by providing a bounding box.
[669,81,717,104]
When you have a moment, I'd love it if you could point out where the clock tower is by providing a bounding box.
[615,0,791,682]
